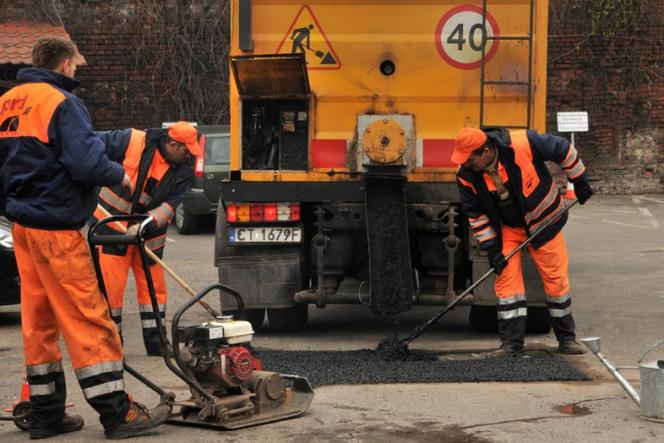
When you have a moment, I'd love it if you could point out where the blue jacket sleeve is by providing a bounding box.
[95,129,132,162]
[457,174,500,252]
[146,162,194,230]
[526,130,587,182]
[50,96,125,187]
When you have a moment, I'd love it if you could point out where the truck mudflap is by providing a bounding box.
[365,169,414,315]
[218,253,301,310]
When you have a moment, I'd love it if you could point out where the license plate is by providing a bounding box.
[229,226,302,244]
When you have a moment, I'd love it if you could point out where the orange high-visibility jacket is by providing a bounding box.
[457,128,586,252]
[91,128,194,257]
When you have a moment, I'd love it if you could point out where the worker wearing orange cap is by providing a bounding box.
[452,127,593,356]
[90,121,200,356]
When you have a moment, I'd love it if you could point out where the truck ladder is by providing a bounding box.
[479,0,536,129]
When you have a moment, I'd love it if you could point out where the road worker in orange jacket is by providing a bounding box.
[452,127,593,355]
[0,37,169,439]
[91,122,199,356]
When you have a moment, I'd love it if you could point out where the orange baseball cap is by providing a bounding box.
[451,127,488,165]
[168,121,202,156]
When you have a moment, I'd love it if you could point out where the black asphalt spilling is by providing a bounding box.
[257,349,590,387]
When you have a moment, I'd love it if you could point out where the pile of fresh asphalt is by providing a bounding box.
[257,348,589,387]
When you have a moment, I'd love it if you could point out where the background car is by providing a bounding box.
[0,216,20,305]
[175,125,230,234]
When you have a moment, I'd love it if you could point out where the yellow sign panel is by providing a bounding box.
[275,5,341,70]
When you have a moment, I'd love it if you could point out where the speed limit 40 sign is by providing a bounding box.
[435,4,500,69]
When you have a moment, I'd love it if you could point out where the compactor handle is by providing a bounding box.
[88,214,152,246]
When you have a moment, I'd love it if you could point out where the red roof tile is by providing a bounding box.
[0,22,73,65]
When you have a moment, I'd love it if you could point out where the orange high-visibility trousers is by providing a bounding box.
[12,224,129,430]
[99,246,167,355]
[494,226,576,345]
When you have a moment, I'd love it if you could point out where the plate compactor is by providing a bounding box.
[87,215,314,430]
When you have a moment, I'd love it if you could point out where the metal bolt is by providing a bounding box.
[383,119,388,124]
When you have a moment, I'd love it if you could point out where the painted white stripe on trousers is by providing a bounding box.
[30,382,56,396]
[83,380,125,399]
[27,361,63,376]
[497,294,526,305]
[139,304,165,313]
[548,307,572,318]
[546,294,570,304]
[498,308,528,320]
[141,319,158,329]
[75,360,123,380]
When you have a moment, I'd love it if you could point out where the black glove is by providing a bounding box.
[488,250,507,275]
[574,180,593,205]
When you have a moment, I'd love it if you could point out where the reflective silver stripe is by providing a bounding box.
[149,204,175,229]
[497,294,526,305]
[141,319,158,329]
[475,226,497,242]
[548,306,572,318]
[75,360,124,380]
[546,294,570,304]
[27,361,63,376]
[469,215,489,229]
[30,382,56,396]
[561,145,578,169]
[139,304,165,313]
[498,308,528,320]
[99,188,131,213]
[116,323,122,332]
[110,308,122,317]
[525,181,557,224]
[145,236,166,251]
[83,380,125,399]
[565,160,585,180]
[530,199,564,232]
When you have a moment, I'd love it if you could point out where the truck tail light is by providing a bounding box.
[226,205,237,222]
[194,157,204,177]
[226,202,300,223]
[236,205,250,222]
[290,203,301,221]
[195,134,206,177]
[250,204,264,221]
[264,204,277,221]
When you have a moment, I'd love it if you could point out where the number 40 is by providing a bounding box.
[447,23,487,52]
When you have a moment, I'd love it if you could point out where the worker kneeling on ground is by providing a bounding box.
[452,127,593,356]
[91,122,199,356]
[0,37,169,439]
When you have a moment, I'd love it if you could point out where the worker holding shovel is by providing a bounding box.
[91,122,199,356]
[452,127,593,356]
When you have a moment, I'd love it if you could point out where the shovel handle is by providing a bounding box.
[95,205,221,318]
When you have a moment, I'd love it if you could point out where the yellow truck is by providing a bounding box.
[215,0,551,332]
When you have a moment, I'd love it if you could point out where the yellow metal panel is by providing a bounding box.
[230,0,549,179]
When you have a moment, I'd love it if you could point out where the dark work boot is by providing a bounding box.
[30,414,84,439]
[558,339,586,355]
[491,343,525,356]
[105,400,170,439]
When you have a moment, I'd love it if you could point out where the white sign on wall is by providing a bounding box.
[557,112,588,132]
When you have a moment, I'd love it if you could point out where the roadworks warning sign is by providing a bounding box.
[275,5,341,70]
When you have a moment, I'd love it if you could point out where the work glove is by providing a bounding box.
[573,180,593,205]
[488,249,507,275]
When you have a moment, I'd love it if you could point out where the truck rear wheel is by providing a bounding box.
[267,304,308,331]
[175,203,200,235]
[469,305,498,333]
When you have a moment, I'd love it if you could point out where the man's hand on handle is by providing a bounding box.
[121,173,133,194]
[574,180,593,205]
[488,249,507,275]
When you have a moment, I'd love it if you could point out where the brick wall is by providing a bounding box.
[2,1,662,193]
[547,0,664,194]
